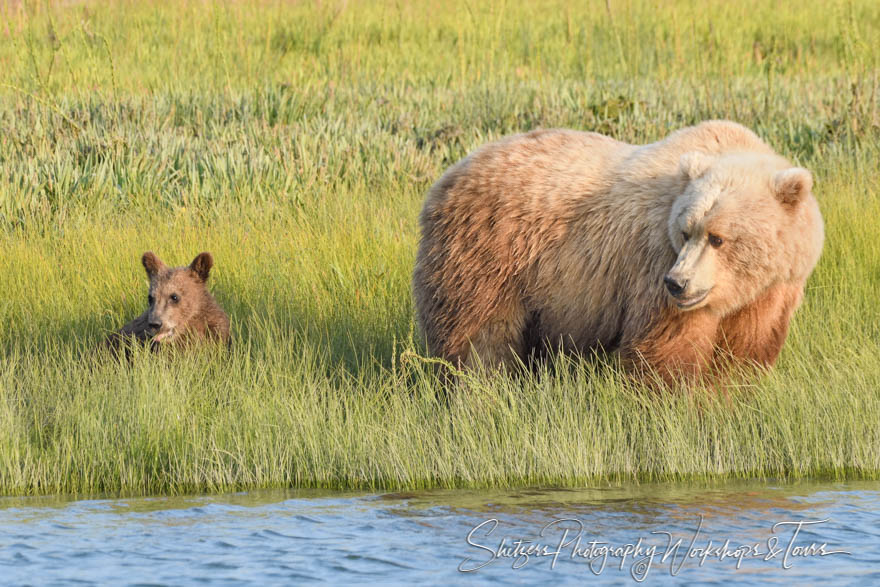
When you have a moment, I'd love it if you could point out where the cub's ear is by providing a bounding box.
[679,151,715,180]
[142,251,166,278]
[774,167,813,206]
[189,252,214,282]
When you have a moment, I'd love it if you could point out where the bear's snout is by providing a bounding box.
[663,275,688,297]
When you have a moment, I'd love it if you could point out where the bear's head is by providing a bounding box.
[141,251,214,343]
[665,151,824,316]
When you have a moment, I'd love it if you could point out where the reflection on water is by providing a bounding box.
[0,481,877,584]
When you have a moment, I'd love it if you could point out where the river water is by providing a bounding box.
[0,481,877,585]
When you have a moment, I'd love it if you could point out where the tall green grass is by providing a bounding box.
[0,0,879,495]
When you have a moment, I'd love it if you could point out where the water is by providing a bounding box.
[0,481,878,585]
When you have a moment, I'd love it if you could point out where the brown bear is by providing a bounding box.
[413,121,824,384]
[106,251,231,351]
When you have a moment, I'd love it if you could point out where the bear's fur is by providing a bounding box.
[413,121,824,383]
[107,251,231,351]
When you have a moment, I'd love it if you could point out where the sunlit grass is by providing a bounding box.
[0,0,878,495]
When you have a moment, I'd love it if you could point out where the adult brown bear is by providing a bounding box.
[413,121,824,383]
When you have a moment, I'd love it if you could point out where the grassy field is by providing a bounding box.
[0,0,879,495]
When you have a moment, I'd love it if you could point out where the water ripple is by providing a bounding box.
[0,481,877,584]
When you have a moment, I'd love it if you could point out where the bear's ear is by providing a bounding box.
[189,252,214,282]
[142,251,166,278]
[679,151,715,180]
[774,167,813,207]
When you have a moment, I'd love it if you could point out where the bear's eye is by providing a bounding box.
[147,294,154,306]
[170,293,180,303]
[708,234,723,248]
[681,231,689,242]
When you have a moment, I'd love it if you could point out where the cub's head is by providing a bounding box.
[141,251,214,343]
[665,151,824,315]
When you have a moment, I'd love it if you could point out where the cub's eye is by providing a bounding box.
[708,234,724,248]
[170,293,180,303]
[681,231,689,242]
[147,295,154,306]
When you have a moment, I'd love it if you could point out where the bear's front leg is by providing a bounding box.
[625,310,720,386]
[716,282,804,368]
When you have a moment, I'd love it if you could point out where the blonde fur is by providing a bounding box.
[413,121,824,383]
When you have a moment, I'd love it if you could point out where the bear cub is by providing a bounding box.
[107,251,231,351]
